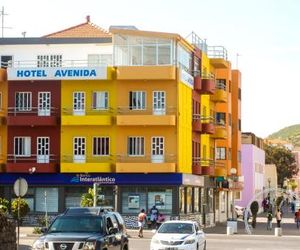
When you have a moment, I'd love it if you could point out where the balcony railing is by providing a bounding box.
[192,157,215,166]
[116,154,176,163]
[7,154,58,163]
[61,155,112,163]
[207,46,228,60]
[8,107,59,116]
[62,107,114,115]
[117,106,176,115]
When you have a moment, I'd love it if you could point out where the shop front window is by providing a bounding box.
[121,187,147,214]
[179,187,185,213]
[36,187,59,213]
[148,187,172,215]
[208,188,214,213]
[194,187,200,213]
[65,187,89,208]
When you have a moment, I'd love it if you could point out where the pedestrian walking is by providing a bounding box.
[267,211,273,230]
[295,208,300,229]
[137,209,147,238]
[275,209,282,227]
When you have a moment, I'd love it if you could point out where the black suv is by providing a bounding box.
[32,207,129,250]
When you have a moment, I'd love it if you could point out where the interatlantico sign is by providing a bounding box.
[7,67,107,80]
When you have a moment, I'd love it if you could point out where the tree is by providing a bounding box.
[80,188,95,207]
[11,198,30,223]
[265,144,298,187]
[0,198,9,214]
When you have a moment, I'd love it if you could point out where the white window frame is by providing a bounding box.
[129,91,146,110]
[37,54,62,67]
[216,147,226,160]
[128,136,145,156]
[93,137,110,156]
[92,91,109,110]
[15,92,32,111]
[14,137,31,157]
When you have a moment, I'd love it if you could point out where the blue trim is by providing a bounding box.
[0,173,183,186]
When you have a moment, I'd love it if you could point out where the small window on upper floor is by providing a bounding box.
[216,79,226,91]
[1,55,13,68]
[37,55,62,67]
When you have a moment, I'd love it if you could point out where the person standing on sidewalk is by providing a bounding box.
[137,209,147,238]
[295,208,300,229]
[275,209,282,227]
[267,211,273,230]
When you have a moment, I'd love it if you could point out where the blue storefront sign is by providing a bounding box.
[0,173,183,186]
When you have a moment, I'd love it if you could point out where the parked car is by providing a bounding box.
[150,220,206,250]
[32,207,129,250]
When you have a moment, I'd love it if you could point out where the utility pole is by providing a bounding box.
[0,6,11,37]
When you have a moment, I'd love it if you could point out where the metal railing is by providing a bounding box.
[7,154,58,163]
[7,107,59,116]
[192,157,214,165]
[207,46,228,60]
[4,60,111,68]
[200,116,215,123]
[62,107,114,115]
[61,155,113,163]
[117,106,177,115]
[215,80,226,90]
[185,32,208,53]
[116,154,176,163]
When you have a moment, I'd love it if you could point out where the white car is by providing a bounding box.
[150,220,206,250]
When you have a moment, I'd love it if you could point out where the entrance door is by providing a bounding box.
[38,92,51,116]
[37,137,50,163]
[153,91,166,115]
[151,137,164,163]
[73,137,86,163]
[73,92,85,115]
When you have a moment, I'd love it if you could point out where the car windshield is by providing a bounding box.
[158,223,194,234]
[48,216,103,233]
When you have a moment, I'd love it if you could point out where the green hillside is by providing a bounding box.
[268,124,300,147]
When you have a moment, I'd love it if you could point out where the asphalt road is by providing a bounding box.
[20,234,300,250]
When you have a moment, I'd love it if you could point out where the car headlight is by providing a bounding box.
[32,239,45,250]
[151,237,160,244]
[83,241,96,250]
[184,238,195,245]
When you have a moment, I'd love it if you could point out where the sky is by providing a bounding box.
[1,0,300,138]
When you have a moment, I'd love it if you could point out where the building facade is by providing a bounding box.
[0,18,242,227]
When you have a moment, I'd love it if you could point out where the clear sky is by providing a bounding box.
[1,0,300,138]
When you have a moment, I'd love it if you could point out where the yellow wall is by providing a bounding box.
[177,82,192,173]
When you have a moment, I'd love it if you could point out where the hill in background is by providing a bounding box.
[268,124,300,148]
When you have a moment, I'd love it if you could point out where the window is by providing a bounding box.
[128,137,144,156]
[88,54,112,66]
[238,119,242,131]
[238,88,241,100]
[93,137,109,156]
[129,91,146,110]
[179,187,185,213]
[92,91,108,110]
[14,137,31,156]
[35,187,58,212]
[1,55,13,68]
[216,112,226,126]
[216,147,226,160]
[186,187,192,213]
[194,187,200,213]
[15,92,32,111]
[37,55,62,67]
[216,79,226,90]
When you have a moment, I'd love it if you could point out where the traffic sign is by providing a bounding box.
[13,178,28,197]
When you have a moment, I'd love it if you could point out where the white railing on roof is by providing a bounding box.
[207,46,228,60]
[185,32,208,53]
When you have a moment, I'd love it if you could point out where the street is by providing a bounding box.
[20,234,300,250]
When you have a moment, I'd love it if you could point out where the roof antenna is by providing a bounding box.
[0,6,11,37]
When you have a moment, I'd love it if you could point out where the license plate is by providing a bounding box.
[165,248,178,250]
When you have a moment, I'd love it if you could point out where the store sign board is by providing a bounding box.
[7,67,107,80]
[182,174,204,187]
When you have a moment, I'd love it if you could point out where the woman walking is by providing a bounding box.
[137,209,147,238]
[275,209,282,227]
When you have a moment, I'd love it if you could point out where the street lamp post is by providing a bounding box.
[230,168,237,220]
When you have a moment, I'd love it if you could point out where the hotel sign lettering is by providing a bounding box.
[7,67,107,80]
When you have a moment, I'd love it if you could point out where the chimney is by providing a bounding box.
[86,15,90,23]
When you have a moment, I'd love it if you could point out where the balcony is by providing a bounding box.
[211,80,227,103]
[61,108,113,126]
[116,154,176,173]
[207,46,230,68]
[116,107,176,126]
[212,124,227,139]
[192,157,202,175]
[201,116,215,134]
[200,158,215,176]
[193,75,202,91]
[6,154,59,173]
[215,161,226,176]
[7,107,59,126]
[192,114,201,133]
[60,155,113,173]
[116,66,176,80]
[200,78,215,94]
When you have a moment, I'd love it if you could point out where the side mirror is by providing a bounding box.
[109,227,118,234]
[41,227,48,234]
